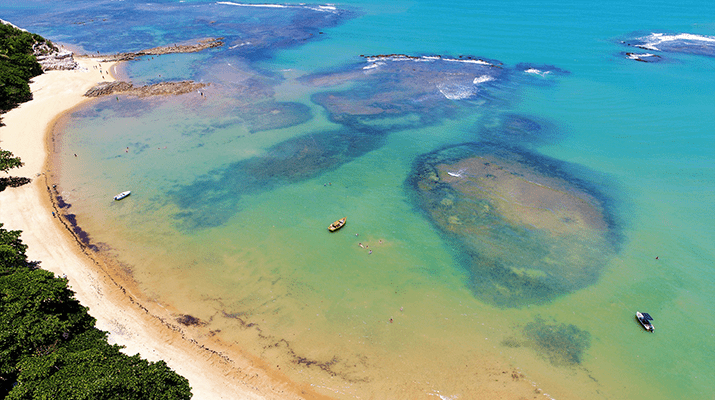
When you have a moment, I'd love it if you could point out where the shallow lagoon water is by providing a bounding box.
[5,0,715,398]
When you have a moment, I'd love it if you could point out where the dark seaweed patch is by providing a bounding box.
[221,310,371,383]
[62,213,99,251]
[500,336,521,348]
[238,101,312,133]
[478,113,559,147]
[176,314,205,327]
[522,317,591,366]
[55,195,71,209]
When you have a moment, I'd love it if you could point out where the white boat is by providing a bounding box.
[636,311,654,332]
[113,190,131,201]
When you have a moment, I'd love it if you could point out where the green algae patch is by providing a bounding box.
[523,318,591,366]
[502,317,591,366]
[408,143,616,307]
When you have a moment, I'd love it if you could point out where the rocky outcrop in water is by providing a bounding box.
[94,38,224,62]
[84,81,209,98]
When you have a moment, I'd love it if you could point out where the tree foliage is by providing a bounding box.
[0,149,24,174]
[0,223,192,399]
[0,22,47,120]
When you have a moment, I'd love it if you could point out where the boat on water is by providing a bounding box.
[636,311,654,332]
[113,190,131,201]
[328,217,346,232]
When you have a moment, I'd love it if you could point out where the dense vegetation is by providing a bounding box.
[0,22,48,119]
[0,149,23,174]
[0,223,193,399]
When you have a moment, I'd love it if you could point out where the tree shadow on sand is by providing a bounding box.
[0,177,31,193]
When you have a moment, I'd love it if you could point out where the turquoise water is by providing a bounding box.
[4,0,715,398]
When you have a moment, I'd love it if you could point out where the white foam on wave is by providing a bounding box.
[229,42,252,49]
[1,19,28,32]
[217,1,288,8]
[437,82,476,100]
[316,4,337,11]
[524,68,551,77]
[442,57,492,65]
[447,168,467,177]
[365,55,430,63]
[362,61,383,70]
[216,1,338,12]
[627,52,657,60]
[473,75,494,84]
[637,32,715,51]
[364,55,493,66]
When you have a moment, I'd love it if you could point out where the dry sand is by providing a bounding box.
[0,57,318,400]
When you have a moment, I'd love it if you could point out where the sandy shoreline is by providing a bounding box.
[0,57,316,400]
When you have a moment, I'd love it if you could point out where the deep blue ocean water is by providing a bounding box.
[3,1,714,398]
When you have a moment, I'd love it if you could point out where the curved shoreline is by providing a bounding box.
[0,57,322,400]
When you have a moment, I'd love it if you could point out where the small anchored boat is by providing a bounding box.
[113,190,131,201]
[328,217,346,232]
[636,311,654,332]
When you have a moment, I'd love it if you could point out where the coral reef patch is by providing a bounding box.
[406,142,617,307]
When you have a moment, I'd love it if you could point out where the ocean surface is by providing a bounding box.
[3,0,715,398]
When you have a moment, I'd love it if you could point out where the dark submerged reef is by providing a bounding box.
[1,1,354,57]
[501,317,591,366]
[169,124,388,230]
[304,54,507,128]
[524,318,591,366]
[477,113,560,147]
[405,142,619,307]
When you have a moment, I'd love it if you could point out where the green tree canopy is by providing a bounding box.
[0,21,48,118]
[0,223,192,398]
[0,223,27,269]
[0,149,23,174]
